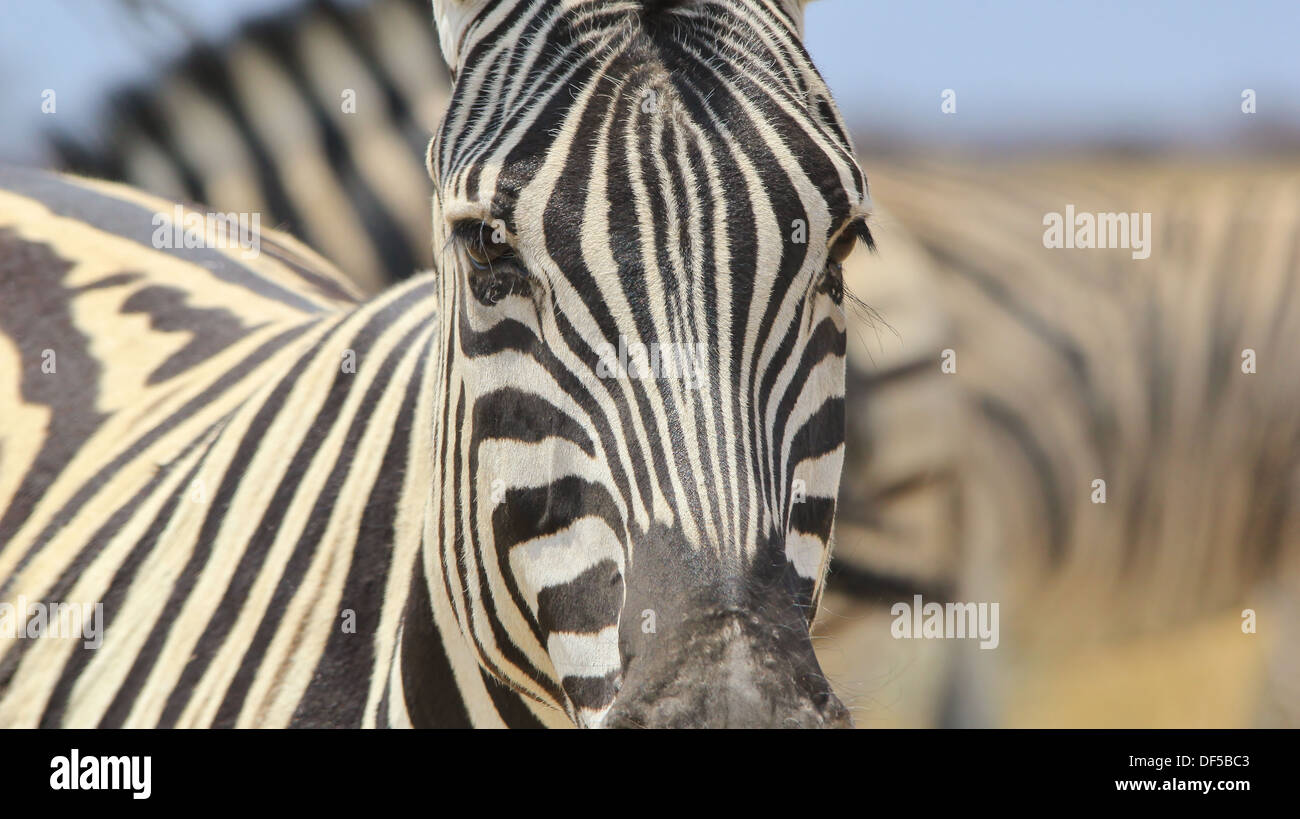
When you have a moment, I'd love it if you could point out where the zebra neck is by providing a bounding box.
[245,273,442,727]
[254,274,563,728]
[391,549,568,728]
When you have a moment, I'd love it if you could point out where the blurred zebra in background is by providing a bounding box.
[50,0,450,294]
[824,156,1300,728]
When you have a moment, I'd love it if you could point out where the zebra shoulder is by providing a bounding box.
[0,166,364,318]
[0,166,385,559]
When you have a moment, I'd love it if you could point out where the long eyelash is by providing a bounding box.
[450,220,490,249]
[832,216,895,365]
[819,217,874,306]
[852,218,876,253]
[437,231,457,259]
[448,220,512,275]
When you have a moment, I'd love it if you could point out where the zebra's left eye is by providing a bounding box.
[831,217,874,264]
[818,218,874,306]
[829,230,857,266]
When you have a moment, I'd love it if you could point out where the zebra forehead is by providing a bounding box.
[434,0,806,72]
[432,0,865,225]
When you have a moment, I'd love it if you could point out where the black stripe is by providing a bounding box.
[536,560,623,635]
[399,556,473,729]
[0,321,317,604]
[0,231,108,550]
[291,327,436,727]
[825,558,955,607]
[37,424,226,727]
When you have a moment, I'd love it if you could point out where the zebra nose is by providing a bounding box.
[600,609,852,729]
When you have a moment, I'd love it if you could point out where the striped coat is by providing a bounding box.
[0,168,562,726]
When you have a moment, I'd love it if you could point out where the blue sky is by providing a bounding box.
[2,0,1297,162]
[804,0,1300,148]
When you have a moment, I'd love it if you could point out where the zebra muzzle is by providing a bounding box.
[600,608,852,729]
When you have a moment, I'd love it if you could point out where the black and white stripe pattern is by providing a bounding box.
[423,0,868,724]
[50,0,452,294]
[818,155,1300,727]
[1,0,868,727]
[0,168,573,726]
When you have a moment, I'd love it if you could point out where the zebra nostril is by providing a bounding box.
[601,607,854,728]
[816,692,854,728]
[601,710,640,730]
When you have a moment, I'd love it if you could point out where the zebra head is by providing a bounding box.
[426,0,871,727]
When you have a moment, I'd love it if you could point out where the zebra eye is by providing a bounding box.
[829,231,857,266]
[453,220,513,271]
[819,218,873,306]
[452,220,531,306]
[830,218,873,265]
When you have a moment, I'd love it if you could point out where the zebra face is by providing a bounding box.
[427,0,868,727]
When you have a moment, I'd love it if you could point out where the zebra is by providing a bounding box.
[42,0,927,717]
[49,0,453,294]
[843,155,1300,727]
[0,0,870,728]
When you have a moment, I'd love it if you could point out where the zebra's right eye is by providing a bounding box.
[453,220,514,271]
[452,220,531,306]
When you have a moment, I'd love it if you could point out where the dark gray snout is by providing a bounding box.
[601,608,851,729]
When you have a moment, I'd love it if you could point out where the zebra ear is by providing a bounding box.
[430,0,494,72]
[776,0,815,37]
